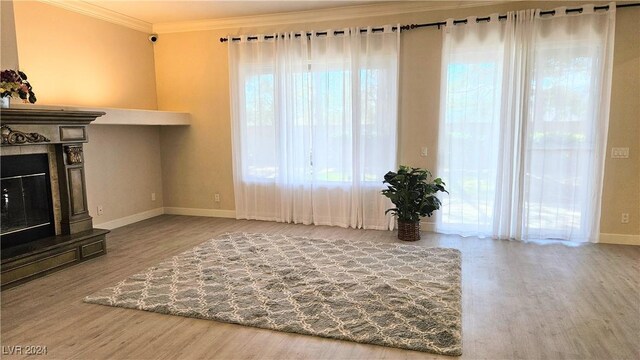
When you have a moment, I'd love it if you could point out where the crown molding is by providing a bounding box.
[37,0,153,33]
[35,1,509,35]
[153,1,507,34]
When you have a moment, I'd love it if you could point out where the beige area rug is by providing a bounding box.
[84,232,462,356]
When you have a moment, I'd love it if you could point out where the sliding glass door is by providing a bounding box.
[437,7,615,242]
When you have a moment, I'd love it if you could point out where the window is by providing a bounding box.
[229,28,400,229]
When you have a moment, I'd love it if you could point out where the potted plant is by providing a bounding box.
[382,165,448,241]
[0,69,37,108]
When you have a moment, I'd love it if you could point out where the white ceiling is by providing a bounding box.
[83,1,398,24]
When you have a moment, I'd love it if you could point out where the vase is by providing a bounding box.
[1,97,9,109]
[397,220,420,241]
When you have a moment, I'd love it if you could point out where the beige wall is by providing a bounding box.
[155,1,640,236]
[10,1,164,225]
[1,0,20,69]
[13,1,158,109]
[601,9,640,236]
[155,30,232,210]
[84,125,163,224]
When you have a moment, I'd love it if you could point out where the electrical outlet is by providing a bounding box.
[97,205,104,216]
[420,147,428,157]
[611,147,629,159]
[214,193,220,202]
[621,213,629,224]
[151,192,156,201]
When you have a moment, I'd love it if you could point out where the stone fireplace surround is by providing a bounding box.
[1,108,109,288]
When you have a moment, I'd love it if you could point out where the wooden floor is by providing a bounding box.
[1,215,639,359]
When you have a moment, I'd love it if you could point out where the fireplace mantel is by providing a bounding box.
[0,108,106,125]
[1,108,106,146]
[1,108,109,289]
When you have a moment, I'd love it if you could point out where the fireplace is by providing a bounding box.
[1,108,109,288]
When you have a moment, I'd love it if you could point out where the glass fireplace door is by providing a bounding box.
[0,153,55,249]
[1,173,51,235]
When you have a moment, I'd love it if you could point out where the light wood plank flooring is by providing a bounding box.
[2,215,639,359]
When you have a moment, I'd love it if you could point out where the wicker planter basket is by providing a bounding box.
[397,220,420,241]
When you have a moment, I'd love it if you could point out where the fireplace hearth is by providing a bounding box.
[1,108,109,288]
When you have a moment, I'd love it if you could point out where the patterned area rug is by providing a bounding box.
[85,232,462,356]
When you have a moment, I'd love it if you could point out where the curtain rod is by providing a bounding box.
[219,2,639,43]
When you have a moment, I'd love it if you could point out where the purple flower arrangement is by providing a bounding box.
[0,69,37,103]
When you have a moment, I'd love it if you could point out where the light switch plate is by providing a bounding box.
[420,147,428,157]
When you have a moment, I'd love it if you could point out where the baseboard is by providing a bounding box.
[93,207,236,230]
[419,220,436,232]
[599,233,640,246]
[164,207,236,219]
[94,212,638,246]
[94,207,165,230]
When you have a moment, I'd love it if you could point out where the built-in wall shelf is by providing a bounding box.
[8,104,191,126]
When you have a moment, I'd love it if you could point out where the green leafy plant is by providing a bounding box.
[382,165,448,222]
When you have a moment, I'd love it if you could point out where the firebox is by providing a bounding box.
[1,153,56,248]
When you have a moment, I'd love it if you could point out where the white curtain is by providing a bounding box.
[437,4,615,242]
[437,14,512,237]
[229,26,399,230]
